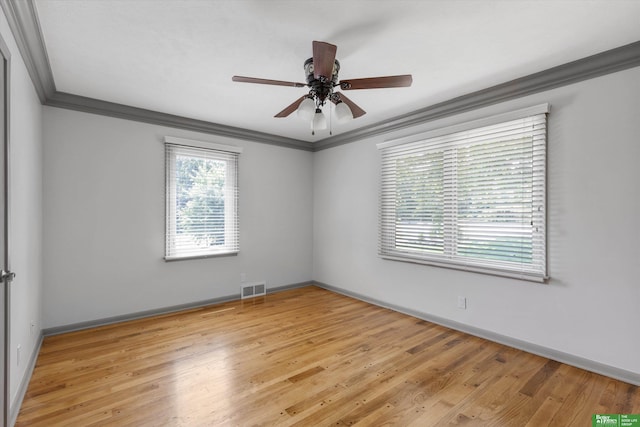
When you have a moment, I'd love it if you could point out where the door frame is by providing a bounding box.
[0,30,11,427]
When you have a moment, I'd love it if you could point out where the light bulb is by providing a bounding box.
[296,97,316,121]
[311,108,327,130]
[334,102,353,123]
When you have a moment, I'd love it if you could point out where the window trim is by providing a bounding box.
[164,136,242,261]
[377,104,549,282]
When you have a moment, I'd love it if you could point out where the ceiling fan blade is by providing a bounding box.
[340,74,413,90]
[275,95,309,118]
[312,41,337,80]
[332,92,366,118]
[232,76,306,88]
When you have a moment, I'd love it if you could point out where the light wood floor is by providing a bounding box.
[17,286,639,426]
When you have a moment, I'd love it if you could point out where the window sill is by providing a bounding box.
[164,251,238,262]
[380,254,548,283]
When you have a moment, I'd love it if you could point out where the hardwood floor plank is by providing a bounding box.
[16,286,639,426]
[425,349,542,425]
[519,359,562,397]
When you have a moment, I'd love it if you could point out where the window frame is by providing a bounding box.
[377,104,549,282]
[164,136,242,261]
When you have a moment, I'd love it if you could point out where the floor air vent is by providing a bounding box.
[241,281,266,299]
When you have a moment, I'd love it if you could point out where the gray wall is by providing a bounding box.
[0,8,44,413]
[313,66,640,376]
[4,0,640,410]
[43,107,313,328]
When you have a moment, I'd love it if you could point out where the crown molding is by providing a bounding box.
[45,91,313,151]
[313,40,640,151]
[1,0,314,151]
[0,0,53,102]
[3,0,640,153]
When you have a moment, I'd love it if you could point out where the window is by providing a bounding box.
[378,104,548,282]
[165,136,241,260]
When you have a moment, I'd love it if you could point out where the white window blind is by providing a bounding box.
[378,105,548,282]
[165,137,241,260]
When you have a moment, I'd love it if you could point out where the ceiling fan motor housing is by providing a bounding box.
[304,58,340,103]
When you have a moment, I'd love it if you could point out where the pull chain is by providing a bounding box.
[329,103,333,135]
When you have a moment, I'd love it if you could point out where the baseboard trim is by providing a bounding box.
[43,281,313,337]
[9,331,43,426]
[266,281,312,294]
[313,281,640,386]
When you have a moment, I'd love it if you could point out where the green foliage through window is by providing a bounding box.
[175,155,227,247]
[379,108,547,281]
[165,142,239,259]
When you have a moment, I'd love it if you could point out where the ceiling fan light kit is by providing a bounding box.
[312,108,328,131]
[334,101,354,123]
[296,96,316,121]
[232,41,412,135]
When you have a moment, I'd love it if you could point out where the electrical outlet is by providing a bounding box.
[457,296,467,310]
[16,345,21,366]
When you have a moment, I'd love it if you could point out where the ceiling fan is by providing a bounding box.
[232,41,413,134]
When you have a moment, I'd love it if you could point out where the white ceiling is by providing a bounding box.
[33,0,640,143]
